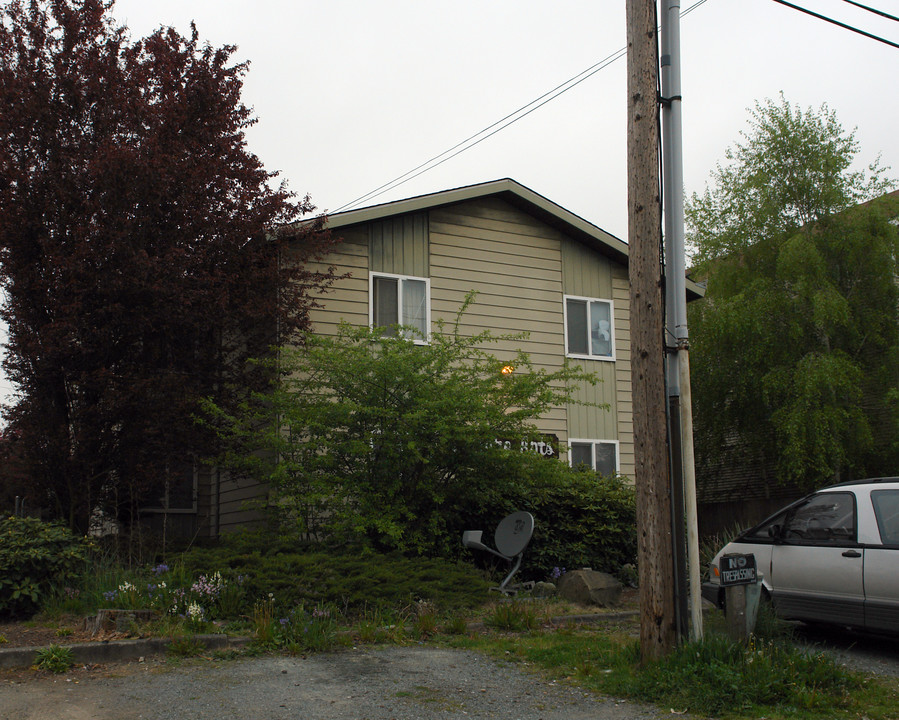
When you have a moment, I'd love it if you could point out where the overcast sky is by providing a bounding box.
[1,0,897,407]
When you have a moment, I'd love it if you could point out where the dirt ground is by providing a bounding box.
[0,644,671,720]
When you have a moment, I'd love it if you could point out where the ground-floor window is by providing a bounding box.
[568,439,618,476]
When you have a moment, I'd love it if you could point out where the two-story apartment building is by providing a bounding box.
[178,178,698,537]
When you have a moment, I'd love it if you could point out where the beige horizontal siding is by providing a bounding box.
[306,237,369,335]
[428,197,569,441]
[291,197,633,484]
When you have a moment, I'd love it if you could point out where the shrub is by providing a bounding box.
[0,517,88,618]
[177,535,494,615]
[456,456,637,581]
[203,293,599,557]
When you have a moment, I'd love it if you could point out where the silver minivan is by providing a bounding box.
[702,478,899,633]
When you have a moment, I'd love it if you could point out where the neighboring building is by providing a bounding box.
[183,178,701,537]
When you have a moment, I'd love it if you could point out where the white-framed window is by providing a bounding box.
[564,295,614,360]
[370,272,430,343]
[568,439,619,477]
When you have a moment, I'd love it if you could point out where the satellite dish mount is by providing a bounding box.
[462,511,535,595]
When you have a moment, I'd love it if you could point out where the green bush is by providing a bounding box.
[454,455,637,582]
[0,517,88,618]
[203,294,599,557]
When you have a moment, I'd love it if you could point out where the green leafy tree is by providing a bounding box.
[204,294,603,556]
[687,96,899,491]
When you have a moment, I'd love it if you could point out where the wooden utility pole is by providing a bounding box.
[626,0,677,660]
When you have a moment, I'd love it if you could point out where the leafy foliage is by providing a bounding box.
[688,95,893,267]
[0,517,87,618]
[687,96,899,491]
[204,294,602,556]
[516,467,636,579]
[453,456,637,581]
[0,0,337,532]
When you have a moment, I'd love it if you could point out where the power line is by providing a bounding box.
[332,49,626,213]
[772,0,899,48]
[334,1,709,214]
[841,0,899,24]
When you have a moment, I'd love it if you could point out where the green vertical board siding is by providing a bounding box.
[561,237,613,297]
[370,212,429,276]
[560,238,617,441]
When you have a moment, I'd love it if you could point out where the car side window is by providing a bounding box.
[782,492,856,545]
[871,489,899,546]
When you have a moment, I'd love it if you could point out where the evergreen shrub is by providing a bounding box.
[0,516,88,617]
[177,534,493,615]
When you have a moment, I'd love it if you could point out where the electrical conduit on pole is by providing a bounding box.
[660,0,702,640]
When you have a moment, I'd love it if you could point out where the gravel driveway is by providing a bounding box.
[1,645,671,720]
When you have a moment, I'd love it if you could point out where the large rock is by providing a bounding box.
[556,569,622,607]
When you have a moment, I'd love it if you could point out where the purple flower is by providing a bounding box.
[153,564,169,575]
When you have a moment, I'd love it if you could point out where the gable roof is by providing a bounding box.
[318,178,704,299]
[324,178,626,257]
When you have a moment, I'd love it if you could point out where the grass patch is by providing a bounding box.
[447,627,898,720]
[167,636,206,658]
[33,644,74,673]
[485,599,545,632]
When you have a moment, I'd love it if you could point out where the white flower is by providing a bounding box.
[187,602,204,621]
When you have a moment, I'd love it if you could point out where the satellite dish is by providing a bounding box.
[462,511,536,594]
[494,511,535,558]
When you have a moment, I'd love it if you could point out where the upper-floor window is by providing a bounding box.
[564,296,614,360]
[370,272,429,342]
[569,439,619,476]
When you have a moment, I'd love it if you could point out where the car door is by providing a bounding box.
[769,491,865,627]
[865,489,899,632]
